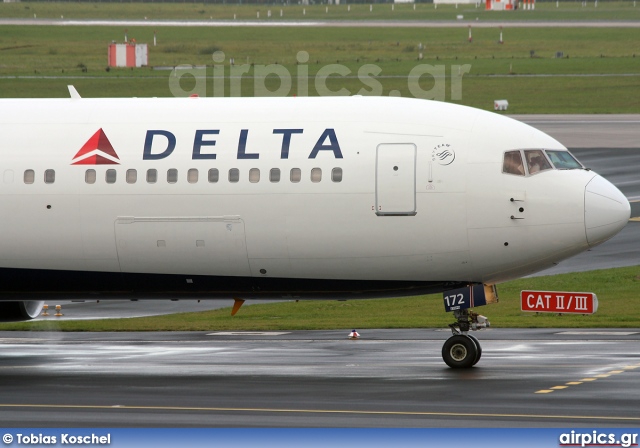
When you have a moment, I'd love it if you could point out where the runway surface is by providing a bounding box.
[1,329,639,427]
[516,115,640,150]
[2,19,640,28]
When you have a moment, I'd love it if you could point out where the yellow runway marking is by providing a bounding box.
[0,403,639,422]
[537,362,638,395]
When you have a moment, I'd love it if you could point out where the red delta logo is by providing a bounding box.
[71,129,120,165]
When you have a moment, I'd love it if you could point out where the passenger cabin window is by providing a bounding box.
[524,150,552,175]
[147,169,157,184]
[331,167,343,183]
[229,168,239,183]
[85,169,96,184]
[126,169,137,184]
[106,169,116,184]
[24,170,35,184]
[270,168,280,183]
[290,168,301,183]
[167,169,178,184]
[502,151,525,176]
[546,150,583,170]
[44,169,55,184]
[188,168,198,184]
[249,168,260,183]
[311,168,322,183]
[208,168,219,183]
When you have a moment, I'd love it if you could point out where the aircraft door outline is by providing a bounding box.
[375,143,417,216]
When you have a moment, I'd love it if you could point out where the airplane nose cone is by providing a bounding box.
[584,175,631,247]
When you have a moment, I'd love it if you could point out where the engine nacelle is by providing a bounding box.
[0,301,45,322]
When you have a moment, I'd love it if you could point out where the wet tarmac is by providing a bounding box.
[0,329,639,427]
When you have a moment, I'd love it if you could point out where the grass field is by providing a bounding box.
[1,265,639,331]
[2,26,637,72]
[1,24,639,112]
[2,1,640,22]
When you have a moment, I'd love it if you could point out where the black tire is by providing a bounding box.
[0,301,44,322]
[442,335,478,369]
[467,334,482,366]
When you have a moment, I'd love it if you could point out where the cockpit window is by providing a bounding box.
[503,150,525,176]
[546,150,583,170]
[524,150,552,175]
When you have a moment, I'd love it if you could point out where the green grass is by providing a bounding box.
[0,25,639,112]
[2,1,640,22]
[2,265,639,331]
[4,72,637,113]
[1,25,639,73]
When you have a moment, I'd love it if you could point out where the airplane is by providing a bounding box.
[0,92,630,368]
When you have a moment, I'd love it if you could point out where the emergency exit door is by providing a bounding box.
[375,143,417,216]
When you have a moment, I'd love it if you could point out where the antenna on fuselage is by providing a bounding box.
[68,85,82,99]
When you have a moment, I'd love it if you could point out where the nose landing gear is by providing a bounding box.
[442,309,488,369]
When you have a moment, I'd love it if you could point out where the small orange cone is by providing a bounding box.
[348,330,360,339]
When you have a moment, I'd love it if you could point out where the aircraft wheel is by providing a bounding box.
[442,335,478,369]
[467,334,482,366]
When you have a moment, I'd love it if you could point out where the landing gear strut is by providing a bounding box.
[442,309,488,369]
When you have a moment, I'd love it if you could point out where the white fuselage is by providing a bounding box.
[0,96,630,299]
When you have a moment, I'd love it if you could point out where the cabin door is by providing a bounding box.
[375,143,417,216]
